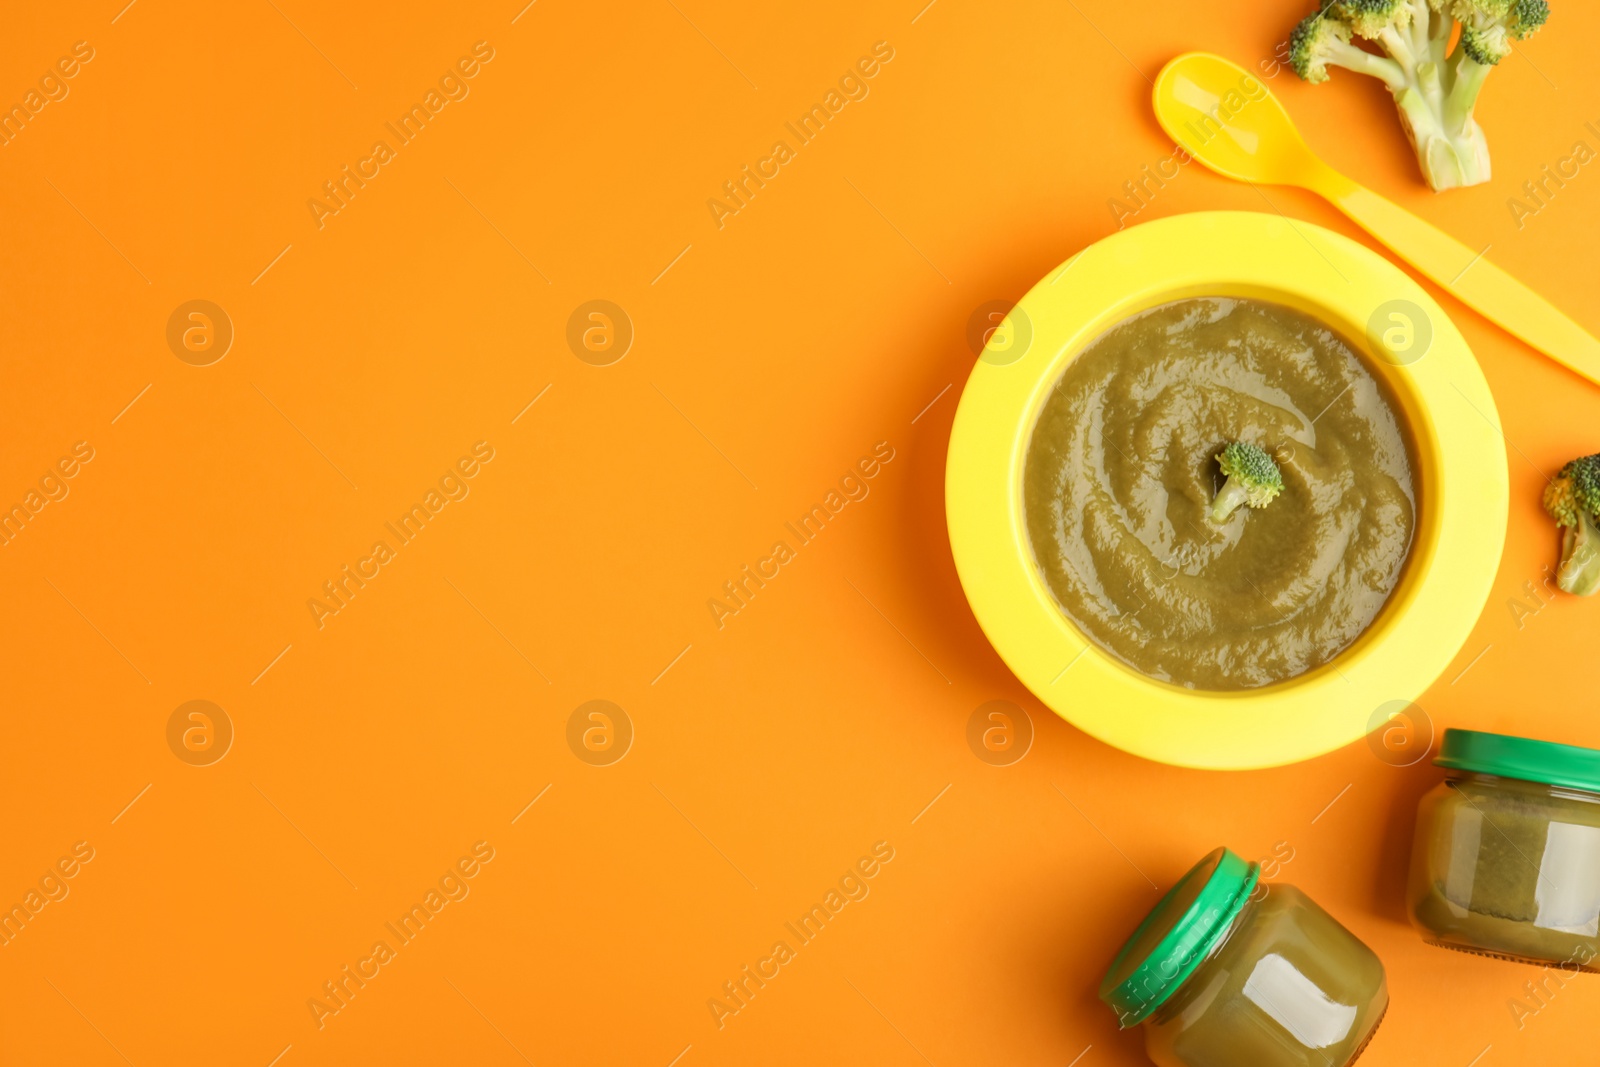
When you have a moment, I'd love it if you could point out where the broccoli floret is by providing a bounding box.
[1458,25,1509,64]
[1328,0,1417,51]
[1285,0,1552,191]
[1456,0,1549,63]
[1210,442,1284,523]
[1290,12,1407,87]
[1542,453,1600,596]
[1330,0,1410,33]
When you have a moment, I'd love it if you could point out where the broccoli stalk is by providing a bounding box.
[1288,0,1551,192]
[1542,454,1600,596]
[1210,442,1284,523]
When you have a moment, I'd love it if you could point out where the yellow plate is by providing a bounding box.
[945,211,1507,770]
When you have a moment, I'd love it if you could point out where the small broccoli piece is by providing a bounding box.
[1330,0,1411,34]
[1328,0,1419,61]
[1285,0,1552,191]
[1210,442,1284,523]
[1290,12,1407,88]
[1456,0,1548,63]
[1542,453,1600,596]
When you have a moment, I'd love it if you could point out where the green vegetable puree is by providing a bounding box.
[1410,773,1600,968]
[1144,886,1388,1067]
[1023,297,1417,690]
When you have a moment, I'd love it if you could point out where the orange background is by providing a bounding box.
[2,1,1597,1064]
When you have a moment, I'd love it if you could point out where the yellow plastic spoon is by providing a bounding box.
[1152,51,1600,387]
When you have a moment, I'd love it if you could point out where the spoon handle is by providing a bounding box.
[1319,179,1600,387]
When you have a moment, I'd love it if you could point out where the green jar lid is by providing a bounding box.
[1436,728,1600,794]
[1099,847,1259,1028]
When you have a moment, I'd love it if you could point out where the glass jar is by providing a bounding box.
[1408,728,1600,970]
[1100,847,1388,1067]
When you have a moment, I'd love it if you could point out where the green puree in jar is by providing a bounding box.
[1102,848,1387,1067]
[1023,298,1417,690]
[1409,730,1600,969]
[1144,885,1387,1067]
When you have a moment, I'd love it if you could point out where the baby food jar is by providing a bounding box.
[1099,847,1387,1067]
[1408,728,1600,971]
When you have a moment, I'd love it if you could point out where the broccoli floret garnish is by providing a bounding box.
[1285,0,1552,191]
[1542,453,1600,596]
[1210,442,1284,523]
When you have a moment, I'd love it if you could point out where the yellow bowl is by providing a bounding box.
[945,211,1507,770]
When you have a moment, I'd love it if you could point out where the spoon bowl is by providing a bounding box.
[1152,53,1325,188]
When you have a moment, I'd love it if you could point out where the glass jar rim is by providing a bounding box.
[1098,847,1259,1028]
[1435,728,1600,794]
